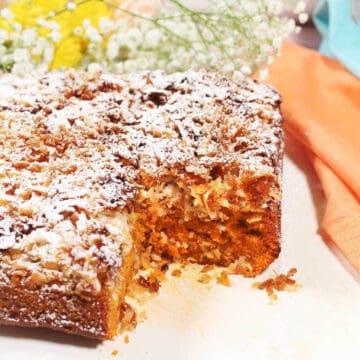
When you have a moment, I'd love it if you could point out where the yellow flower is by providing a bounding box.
[3,0,113,69]
[49,1,112,69]
[8,0,67,28]
[51,35,84,69]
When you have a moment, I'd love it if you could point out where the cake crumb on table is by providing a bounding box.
[201,265,215,273]
[198,273,212,284]
[252,268,301,301]
[171,269,182,277]
[111,349,119,356]
[124,334,130,344]
[217,271,232,287]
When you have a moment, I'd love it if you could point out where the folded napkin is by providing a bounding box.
[268,41,360,273]
[313,0,360,78]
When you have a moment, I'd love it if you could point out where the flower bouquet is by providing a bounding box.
[0,0,307,79]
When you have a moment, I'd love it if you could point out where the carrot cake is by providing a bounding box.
[0,70,283,339]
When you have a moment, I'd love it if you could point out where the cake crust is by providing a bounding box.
[0,70,283,338]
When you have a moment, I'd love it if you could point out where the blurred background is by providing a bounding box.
[0,0,359,69]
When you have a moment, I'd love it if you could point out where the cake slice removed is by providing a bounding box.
[0,70,283,338]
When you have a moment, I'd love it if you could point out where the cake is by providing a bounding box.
[0,70,283,339]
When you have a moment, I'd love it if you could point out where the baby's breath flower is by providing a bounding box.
[0,29,8,42]
[73,26,83,36]
[0,8,14,21]
[87,62,103,73]
[0,0,306,79]
[294,1,306,14]
[22,28,37,46]
[13,48,30,62]
[12,23,22,33]
[99,17,114,35]
[240,65,252,76]
[298,13,309,24]
[36,17,48,27]
[47,21,60,31]
[67,2,77,11]
[82,18,91,28]
[49,31,62,43]
[85,26,102,42]
[259,68,269,81]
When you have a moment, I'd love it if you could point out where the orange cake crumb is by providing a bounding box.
[137,275,160,293]
[171,269,182,277]
[124,335,130,344]
[217,271,232,287]
[201,265,215,273]
[111,350,119,356]
[198,274,212,284]
[252,268,301,300]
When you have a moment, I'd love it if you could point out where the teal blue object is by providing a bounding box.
[313,0,360,78]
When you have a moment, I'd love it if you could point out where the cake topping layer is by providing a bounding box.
[0,70,282,297]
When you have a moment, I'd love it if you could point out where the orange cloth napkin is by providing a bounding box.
[268,41,360,273]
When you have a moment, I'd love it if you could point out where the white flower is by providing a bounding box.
[0,29,8,43]
[0,45,7,56]
[88,62,103,73]
[232,71,245,81]
[13,23,22,33]
[254,22,270,39]
[259,68,269,81]
[242,2,259,15]
[31,37,47,56]
[85,27,102,42]
[36,17,48,27]
[127,27,143,46]
[22,28,37,46]
[11,62,35,76]
[272,36,283,52]
[47,21,60,31]
[240,65,252,76]
[13,48,30,62]
[1,54,13,66]
[267,56,274,65]
[0,8,14,21]
[106,38,119,60]
[298,13,309,24]
[145,28,162,48]
[66,2,77,11]
[43,45,54,64]
[267,0,284,15]
[295,26,302,34]
[73,27,83,36]
[222,63,235,73]
[99,17,114,35]
[0,0,303,77]
[82,18,91,29]
[294,1,306,14]
[49,31,62,42]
